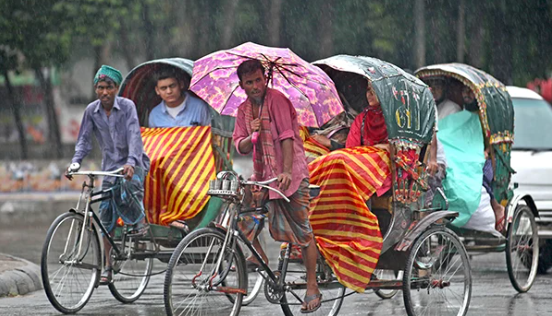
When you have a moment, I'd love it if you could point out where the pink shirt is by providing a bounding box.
[233,88,309,199]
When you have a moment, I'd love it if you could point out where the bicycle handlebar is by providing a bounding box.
[68,167,125,178]
[242,178,290,203]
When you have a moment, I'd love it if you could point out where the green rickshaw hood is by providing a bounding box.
[415,63,514,145]
[313,55,436,145]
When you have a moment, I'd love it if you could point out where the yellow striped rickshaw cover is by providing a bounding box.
[308,146,391,292]
[141,126,216,226]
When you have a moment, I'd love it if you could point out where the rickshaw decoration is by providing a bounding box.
[314,55,437,205]
[416,63,540,295]
[415,63,515,208]
[309,55,445,294]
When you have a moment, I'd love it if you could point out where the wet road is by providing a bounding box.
[1,216,552,316]
[1,156,552,315]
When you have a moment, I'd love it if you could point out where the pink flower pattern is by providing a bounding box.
[190,42,344,127]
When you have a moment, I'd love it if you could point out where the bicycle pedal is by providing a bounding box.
[214,286,247,295]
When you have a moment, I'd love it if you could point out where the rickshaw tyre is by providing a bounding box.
[373,270,402,299]
[279,249,346,316]
[163,227,245,316]
[505,205,539,293]
[41,212,101,314]
[403,226,471,316]
[108,236,154,303]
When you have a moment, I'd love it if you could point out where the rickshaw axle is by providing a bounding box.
[430,279,450,289]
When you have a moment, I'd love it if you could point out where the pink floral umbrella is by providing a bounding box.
[190,42,344,128]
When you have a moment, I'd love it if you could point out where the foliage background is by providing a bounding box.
[1,0,551,158]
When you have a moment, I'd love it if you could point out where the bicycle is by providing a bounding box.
[216,201,266,306]
[41,168,155,314]
[163,171,347,316]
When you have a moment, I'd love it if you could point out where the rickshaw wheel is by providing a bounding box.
[108,235,154,303]
[41,212,101,314]
[403,227,471,316]
[279,246,346,316]
[505,205,539,293]
[373,269,403,299]
[163,227,245,316]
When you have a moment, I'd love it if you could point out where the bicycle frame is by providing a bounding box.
[62,170,156,270]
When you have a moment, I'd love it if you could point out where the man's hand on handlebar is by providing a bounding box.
[65,162,80,180]
[277,172,292,191]
[123,164,134,180]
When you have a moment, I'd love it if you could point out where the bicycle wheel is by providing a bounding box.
[506,205,539,293]
[279,248,345,316]
[373,269,403,299]
[164,227,246,316]
[41,212,101,314]
[108,233,154,303]
[238,233,265,306]
[403,226,471,316]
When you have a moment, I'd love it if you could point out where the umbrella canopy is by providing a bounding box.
[313,55,436,144]
[190,42,344,128]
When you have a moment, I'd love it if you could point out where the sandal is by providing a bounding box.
[301,293,322,314]
[496,213,506,233]
[99,267,112,285]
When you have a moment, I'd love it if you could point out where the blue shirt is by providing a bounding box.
[482,158,494,201]
[148,92,211,127]
[72,97,150,172]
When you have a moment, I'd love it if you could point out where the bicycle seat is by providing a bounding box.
[308,184,321,199]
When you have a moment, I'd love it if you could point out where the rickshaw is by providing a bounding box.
[162,55,472,316]
[40,58,247,314]
[415,63,540,293]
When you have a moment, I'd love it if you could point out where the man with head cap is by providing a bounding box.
[68,65,151,285]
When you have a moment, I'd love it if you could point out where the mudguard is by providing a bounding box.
[507,192,538,223]
[395,211,458,251]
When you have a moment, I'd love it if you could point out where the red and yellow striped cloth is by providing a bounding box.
[299,126,330,163]
[141,126,216,226]
[308,146,391,292]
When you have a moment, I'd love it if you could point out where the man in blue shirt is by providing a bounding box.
[69,65,150,285]
[148,68,211,127]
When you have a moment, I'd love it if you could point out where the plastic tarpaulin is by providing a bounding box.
[308,146,392,292]
[438,111,485,227]
[141,126,216,226]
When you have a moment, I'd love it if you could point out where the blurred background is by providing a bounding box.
[1,0,551,162]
